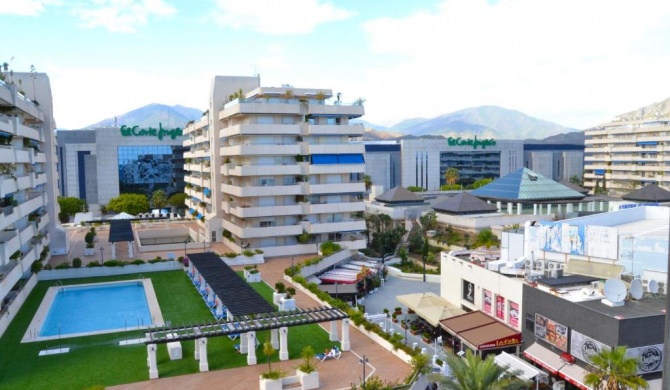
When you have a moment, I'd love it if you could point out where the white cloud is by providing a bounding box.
[0,0,60,16]
[212,0,352,34]
[72,0,176,33]
[362,0,670,129]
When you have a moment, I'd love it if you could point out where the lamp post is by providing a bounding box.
[359,355,369,387]
[100,246,104,263]
[291,257,294,275]
[184,239,188,257]
[421,238,428,282]
[335,281,338,300]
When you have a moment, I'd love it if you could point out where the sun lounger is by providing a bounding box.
[316,346,342,361]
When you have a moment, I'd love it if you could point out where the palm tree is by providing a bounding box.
[445,167,459,186]
[363,175,373,192]
[436,350,528,390]
[471,228,499,248]
[584,346,648,390]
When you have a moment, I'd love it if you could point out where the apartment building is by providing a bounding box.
[584,117,670,196]
[183,76,367,257]
[0,72,67,313]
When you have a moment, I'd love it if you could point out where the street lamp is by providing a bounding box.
[359,355,369,387]
[184,238,188,257]
[422,238,428,282]
[100,246,104,263]
[291,257,294,275]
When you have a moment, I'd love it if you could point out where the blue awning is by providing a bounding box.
[204,188,211,196]
[637,141,658,146]
[338,154,364,164]
[312,154,338,164]
[189,208,195,214]
[196,213,203,219]
[594,169,605,175]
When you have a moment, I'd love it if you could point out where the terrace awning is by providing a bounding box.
[440,311,521,351]
[414,304,465,327]
[396,292,451,312]
[523,342,566,375]
[494,352,541,381]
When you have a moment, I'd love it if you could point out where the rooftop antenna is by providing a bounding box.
[630,279,644,300]
[602,278,626,307]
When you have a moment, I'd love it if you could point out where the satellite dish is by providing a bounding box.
[630,279,644,300]
[648,279,659,294]
[602,279,627,307]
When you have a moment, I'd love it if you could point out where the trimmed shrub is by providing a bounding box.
[224,252,237,258]
[242,249,254,257]
[55,262,70,270]
[72,258,82,268]
[131,259,145,265]
[254,249,264,254]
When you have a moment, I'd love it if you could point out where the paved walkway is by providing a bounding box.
[109,257,412,390]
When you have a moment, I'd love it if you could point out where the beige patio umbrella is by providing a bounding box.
[415,304,466,327]
[396,292,451,312]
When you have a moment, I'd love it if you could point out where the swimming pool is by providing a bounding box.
[24,280,164,342]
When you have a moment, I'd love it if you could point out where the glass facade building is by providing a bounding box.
[117,145,184,196]
[439,151,501,186]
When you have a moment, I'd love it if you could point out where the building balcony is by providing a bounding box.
[194,134,208,145]
[308,182,365,195]
[0,230,20,264]
[221,163,302,177]
[0,260,21,305]
[37,213,49,232]
[304,220,366,234]
[0,206,18,231]
[0,176,18,198]
[220,101,301,119]
[305,143,365,155]
[308,103,364,118]
[222,219,302,239]
[307,123,365,136]
[31,151,46,164]
[15,174,31,191]
[229,203,303,218]
[18,223,36,246]
[308,164,365,175]
[0,81,13,106]
[15,148,30,164]
[184,151,195,159]
[0,115,14,136]
[15,120,40,141]
[221,183,302,197]
[220,144,301,156]
[308,201,366,215]
[220,123,301,138]
[15,93,43,123]
[18,194,45,217]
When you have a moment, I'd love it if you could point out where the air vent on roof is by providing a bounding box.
[527,174,538,181]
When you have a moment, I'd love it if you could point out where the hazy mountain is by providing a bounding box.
[391,117,429,132]
[614,96,670,122]
[527,131,585,144]
[351,119,388,131]
[86,103,203,129]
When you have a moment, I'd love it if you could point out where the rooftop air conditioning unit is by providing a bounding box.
[544,269,553,278]
[551,269,564,279]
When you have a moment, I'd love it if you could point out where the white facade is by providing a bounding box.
[57,127,188,205]
[401,138,524,191]
[183,76,367,257]
[584,117,670,196]
[440,251,525,331]
[0,72,66,305]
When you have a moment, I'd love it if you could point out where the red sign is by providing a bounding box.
[495,295,505,320]
[509,301,519,328]
[478,333,521,350]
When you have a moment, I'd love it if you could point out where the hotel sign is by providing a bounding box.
[447,136,496,149]
[120,123,183,140]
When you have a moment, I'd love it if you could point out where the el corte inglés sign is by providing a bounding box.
[447,136,496,149]
[120,123,183,140]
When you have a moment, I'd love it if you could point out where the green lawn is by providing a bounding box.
[0,270,336,390]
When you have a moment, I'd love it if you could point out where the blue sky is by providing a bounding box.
[3,0,670,130]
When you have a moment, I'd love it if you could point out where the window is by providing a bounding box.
[257,116,273,124]
[282,116,294,124]
[260,220,276,227]
[258,178,275,186]
[283,177,296,185]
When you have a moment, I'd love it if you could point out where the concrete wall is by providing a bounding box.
[38,261,182,281]
[435,212,553,233]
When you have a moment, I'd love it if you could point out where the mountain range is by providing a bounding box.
[85,103,583,143]
[86,103,203,129]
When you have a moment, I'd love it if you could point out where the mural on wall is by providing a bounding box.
[535,313,568,351]
[539,222,585,255]
[570,330,610,364]
[585,226,618,260]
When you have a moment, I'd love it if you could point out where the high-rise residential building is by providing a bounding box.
[183,76,367,257]
[0,72,67,307]
[584,117,670,196]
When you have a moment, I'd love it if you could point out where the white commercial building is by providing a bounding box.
[183,76,367,257]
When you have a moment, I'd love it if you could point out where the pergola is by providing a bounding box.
[142,252,352,379]
[108,220,135,259]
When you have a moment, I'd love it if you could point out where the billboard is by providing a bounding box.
[585,226,618,260]
[539,222,585,255]
[495,295,505,320]
[535,313,568,351]
[570,329,610,364]
[627,344,664,374]
[509,301,519,328]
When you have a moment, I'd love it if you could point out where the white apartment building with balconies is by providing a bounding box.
[0,71,67,325]
[183,75,367,257]
[584,116,670,196]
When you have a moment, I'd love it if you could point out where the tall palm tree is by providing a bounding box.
[363,174,373,192]
[584,346,648,390]
[436,350,528,390]
[445,167,459,186]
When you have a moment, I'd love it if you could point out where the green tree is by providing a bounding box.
[167,193,188,209]
[468,178,493,189]
[569,174,582,185]
[471,229,499,248]
[150,190,167,209]
[363,174,373,192]
[420,210,438,231]
[584,346,648,390]
[57,197,87,222]
[407,186,424,192]
[107,194,149,215]
[436,350,529,390]
[445,167,459,186]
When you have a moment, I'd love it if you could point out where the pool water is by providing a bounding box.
[40,282,153,337]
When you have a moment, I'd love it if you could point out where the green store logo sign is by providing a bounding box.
[120,123,183,140]
[447,136,496,149]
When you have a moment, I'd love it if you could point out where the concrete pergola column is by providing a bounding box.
[147,344,158,379]
[516,203,522,215]
[198,338,209,372]
[111,242,116,260]
[533,204,537,215]
[128,240,134,258]
[247,331,257,365]
[279,327,289,360]
[567,203,573,213]
[270,328,279,349]
[547,204,552,214]
[341,319,350,351]
[557,204,562,215]
[507,203,513,214]
[215,298,224,317]
[496,201,502,211]
[578,202,583,212]
[240,333,249,354]
[600,201,604,211]
[194,338,200,360]
[329,320,339,341]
